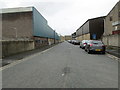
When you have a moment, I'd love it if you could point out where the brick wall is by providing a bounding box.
[2,12,33,40]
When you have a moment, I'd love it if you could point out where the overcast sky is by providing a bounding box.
[0,0,119,36]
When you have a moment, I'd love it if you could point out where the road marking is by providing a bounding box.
[0,46,54,71]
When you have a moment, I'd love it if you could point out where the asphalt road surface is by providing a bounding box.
[2,42,118,88]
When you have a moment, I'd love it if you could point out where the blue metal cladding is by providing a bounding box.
[32,7,59,40]
[55,32,60,40]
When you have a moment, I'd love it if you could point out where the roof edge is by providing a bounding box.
[0,7,34,14]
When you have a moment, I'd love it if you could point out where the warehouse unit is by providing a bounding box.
[76,17,105,41]
[1,7,33,40]
[32,7,60,47]
[102,1,120,47]
[0,7,60,57]
[71,32,76,39]
[64,35,72,41]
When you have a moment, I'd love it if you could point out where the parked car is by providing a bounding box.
[85,40,106,54]
[67,40,71,43]
[71,40,76,44]
[73,40,80,45]
[80,40,90,49]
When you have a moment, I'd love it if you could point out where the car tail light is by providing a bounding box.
[84,43,87,45]
[90,44,93,46]
[102,45,106,49]
[102,45,106,47]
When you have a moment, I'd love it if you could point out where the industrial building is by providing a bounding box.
[0,7,60,57]
[64,35,72,41]
[71,32,76,40]
[76,17,105,41]
[102,1,120,47]
[59,36,65,42]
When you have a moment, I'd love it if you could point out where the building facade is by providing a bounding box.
[64,35,72,41]
[0,7,60,57]
[71,32,76,40]
[76,17,105,41]
[60,36,65,42]
[102,1,120,47]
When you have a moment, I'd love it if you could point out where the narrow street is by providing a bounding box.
[2,42,118,88]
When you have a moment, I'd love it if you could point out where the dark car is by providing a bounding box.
[70,40,76,44]
[85,40,106,54]
[67,40,71,43]
[80,40,90,49]
[73,40,80,45]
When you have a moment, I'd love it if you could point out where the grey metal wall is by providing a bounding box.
[76,21,90,36]
[89,18,104,39]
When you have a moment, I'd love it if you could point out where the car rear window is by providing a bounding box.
[91,41,103,44]
[83,40,89,43]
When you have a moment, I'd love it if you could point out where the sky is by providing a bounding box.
[0,0,119,36]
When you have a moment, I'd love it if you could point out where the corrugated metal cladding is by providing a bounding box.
[76,21,90,36]
[76,17,105,40]
[32,7,60,40]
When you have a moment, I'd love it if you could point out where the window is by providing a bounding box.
[119,11,120,17]
[109,16,112,21]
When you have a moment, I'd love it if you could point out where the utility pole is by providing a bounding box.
[82,27,83,40]
[54,30,55,44]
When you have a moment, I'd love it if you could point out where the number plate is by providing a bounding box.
[95,49,101,51]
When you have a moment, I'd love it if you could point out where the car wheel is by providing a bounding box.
[102,51,105,54]
[87,49,91,54]
[82,47,85,49]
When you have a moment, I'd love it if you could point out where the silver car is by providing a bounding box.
[85,40,106,54]
[80,40,90,49]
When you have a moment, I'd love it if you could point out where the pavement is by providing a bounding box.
[106,47,120,58]
[1,44,57,67]
[1,41,118,88]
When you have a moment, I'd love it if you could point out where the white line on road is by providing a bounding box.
[0,46,54,71]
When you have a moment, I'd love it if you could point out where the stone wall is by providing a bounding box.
[2,40,34,58]
[102,34,120,47]
[76,33,90,41]
[48,38,54,45]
